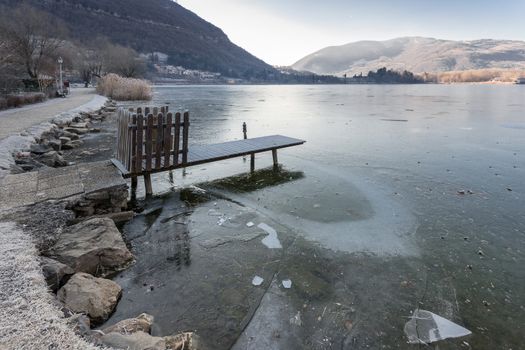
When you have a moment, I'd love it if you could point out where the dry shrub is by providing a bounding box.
[1,92,46,109]
[96,73,152,101]
[421,69,525,83]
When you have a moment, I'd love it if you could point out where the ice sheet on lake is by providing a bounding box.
[282,279,292,289]
[404,309,472,344]
[258,223,282,249]
[252,276,264,286]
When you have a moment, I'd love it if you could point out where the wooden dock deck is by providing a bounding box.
[112,106,305,195]
[113,135,305,177]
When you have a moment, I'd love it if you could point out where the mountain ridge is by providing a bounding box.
[292,37,525,76]
[0,0,275,78]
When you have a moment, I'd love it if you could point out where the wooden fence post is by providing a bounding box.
[182,112,189,164]
[173,112,180,166]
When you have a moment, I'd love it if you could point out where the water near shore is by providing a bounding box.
[106,85,524,349]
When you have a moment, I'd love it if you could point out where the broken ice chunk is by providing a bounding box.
[217,217,227,226]
[246,221,255,227]
[258,223,282,249]
[404,309,472,344]
[252,276,264,286]
[282,279,292,289]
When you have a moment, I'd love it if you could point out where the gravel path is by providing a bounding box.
[0,88,97,140]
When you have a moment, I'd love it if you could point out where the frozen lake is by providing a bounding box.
[109,84,525,349]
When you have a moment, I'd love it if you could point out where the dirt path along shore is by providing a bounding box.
[0,88,98,140]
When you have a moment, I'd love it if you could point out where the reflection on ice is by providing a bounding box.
[212,163,418,256]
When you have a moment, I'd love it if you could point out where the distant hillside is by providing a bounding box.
[0,0,274,78]
[292,37,525,76]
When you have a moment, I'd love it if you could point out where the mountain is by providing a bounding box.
[0,0,275,78]
[292,37,525,76]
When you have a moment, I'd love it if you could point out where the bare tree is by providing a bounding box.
[103,44,146,78]
[70,45,104,87]
[0,22,23,94]
[0,4,67,80]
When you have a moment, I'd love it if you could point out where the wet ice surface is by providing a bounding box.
[211,164,419,256]
[106,85,525,349]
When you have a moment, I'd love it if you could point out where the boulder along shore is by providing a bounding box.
[0,97,201,350]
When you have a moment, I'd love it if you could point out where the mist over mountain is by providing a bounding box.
[0,0,275,78]
[292,37,525,76]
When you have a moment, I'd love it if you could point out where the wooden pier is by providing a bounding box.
[112,106,305,196]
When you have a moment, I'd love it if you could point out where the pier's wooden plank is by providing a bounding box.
[145,114,154,171]
[135,114,144,174]
[164,113,172,168]
[115,107,305,178]
[182,112,189,164]
[131,114,137,173]
[155,113,164,169]
[173,112,181,166]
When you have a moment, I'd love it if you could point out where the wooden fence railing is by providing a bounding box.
[114,106,190,177]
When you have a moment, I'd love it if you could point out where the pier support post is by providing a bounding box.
[272,149,278,170]
[243,122,248,162]
[144,174,153,197]
[130,176,138,203]
[168,171,174,186]
[250,154,255,173]
[131,176,138,191]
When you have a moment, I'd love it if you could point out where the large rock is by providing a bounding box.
[164,332,204,350]
[61,130,80,140]
[99,331,165,350]
[59,136,71,145]
[64,127,89,135]
[46,217,133,277]
[58,272,122,324]
[164,332,205,350]
[38,151,67,167]
[40,256,74,292]
[103,313,154,335]
[69,122,88,129]
[48,139,62,151]
[62,140,83,150]
[30,143,53,155]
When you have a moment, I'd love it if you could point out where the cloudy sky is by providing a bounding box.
[178,0,525,66]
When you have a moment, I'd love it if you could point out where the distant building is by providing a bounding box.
[516,77,525,84]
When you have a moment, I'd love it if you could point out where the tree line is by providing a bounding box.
[350,67,424,84]
[0,4,147,96]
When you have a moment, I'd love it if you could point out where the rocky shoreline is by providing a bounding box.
[0,100,203,349]
[12,103,116,172]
